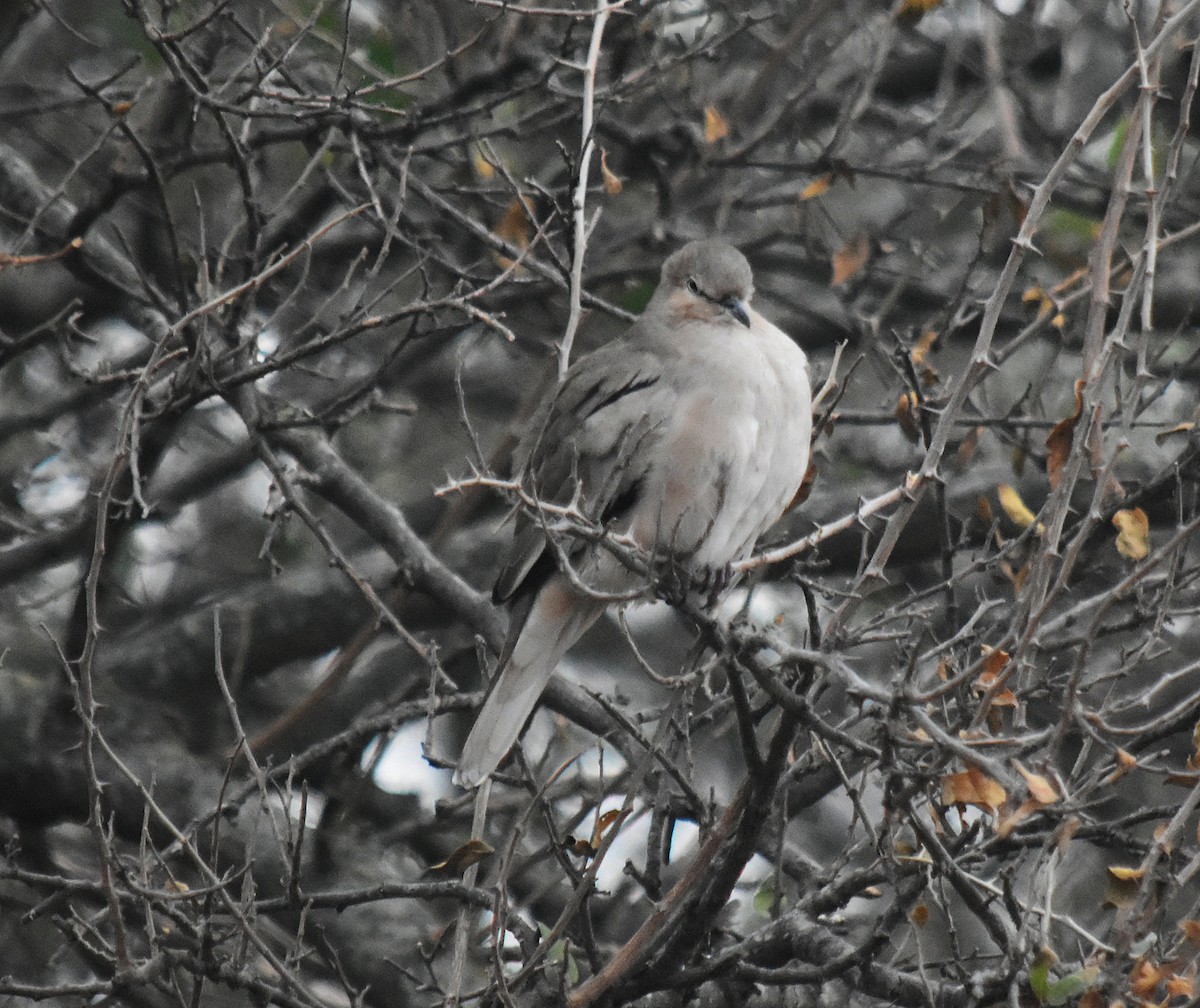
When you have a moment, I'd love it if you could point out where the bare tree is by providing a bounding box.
[4,1,1200,1006]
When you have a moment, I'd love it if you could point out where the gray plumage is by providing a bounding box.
[455,240,812,788]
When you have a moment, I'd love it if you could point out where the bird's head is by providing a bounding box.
[660,240,754,329]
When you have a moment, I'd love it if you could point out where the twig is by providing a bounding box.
[559,0,627,377]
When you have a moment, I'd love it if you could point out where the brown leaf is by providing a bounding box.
[1129,957,1165,999]
[1112,507,1149,561]
[909,902,930,927]
[1179,919,1200,946]
[1156,421,1196,445]
[1046,379,1085,491]
[911,329,939,366]
[941,765,1006,814]
[896,0,942,25]
[955,425,982,472]
[975,647,1017,707]
[600,148,622,195]
[981,180,1028,252]
[996,798,1041,839]
[895,391,921,444]
[1013,761,1059,804]
[493,196,536,268]
[704,105,730,144]
[786,459,818,512]
[831,232,870,286]
[1166,968,1196,999]
[565,807,627,858]
[430,838,495,877]
[1105,747,1138,784]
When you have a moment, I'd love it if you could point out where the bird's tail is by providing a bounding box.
[454,575,604,788]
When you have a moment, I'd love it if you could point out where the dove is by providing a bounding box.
[454,240,812,788]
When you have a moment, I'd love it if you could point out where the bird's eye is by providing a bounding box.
[686,277,700,294]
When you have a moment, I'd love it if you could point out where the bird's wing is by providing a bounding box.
[493,340,677,604]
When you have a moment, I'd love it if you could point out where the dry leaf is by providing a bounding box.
[911,329,938,366]
[1166,968,1196,999]
[1105,748,1138,784]
[976,647,1017,707]
[1112,507,1149,561]
[997,798,1042,838]
[941,765,1006,814]
[1013,761,1059,804]
[1022,285,1055,319]
[430,838,495,877]
[1108,865,1146,881]
[1046,379,1085,491]
[896,0,942,25]
[800,173,834,200]
[981,180,1028,252]
[786,459,818,512]
[704,105,729,144]
[493,195,536,268]
[1180,919,1200,946]
[976,495,994,526]
[565,807,627,858]
[600,148,622,195]
[831,232,870,285]
[1053,815,1080,853]
[955,425,982,472]
[997,484,1042,532]
[473,148,496,179]
[909,902,930,927]
[1129,958,1164,999]
[1000,559,1030,594]
[895,391,921,443]
[1156,421,1196,445]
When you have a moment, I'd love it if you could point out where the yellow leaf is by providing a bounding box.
[600,148,622,195]
[473,148,496,180]
[1108,865,1145,881]
[831,232,870,286]
[704,105,729,144]
[799,173,834,201]
[997,484,1042,532]
[1112,507,1149,560]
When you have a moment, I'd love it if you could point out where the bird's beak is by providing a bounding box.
[723,297,751,328]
